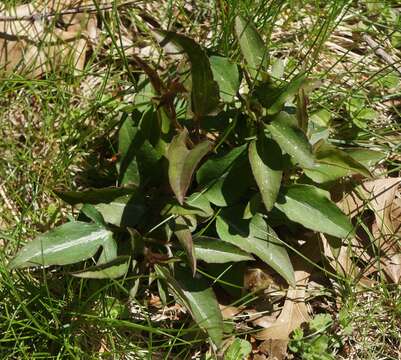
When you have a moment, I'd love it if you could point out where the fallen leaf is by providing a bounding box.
[340,178,401,283]
[253,261,311,360]
[255,269,311,341]
[259,339,288,360]
[219,305,243,320]
[320,233,357,278]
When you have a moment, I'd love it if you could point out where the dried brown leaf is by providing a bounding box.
[340,178,401,283]
[254,269,311,341]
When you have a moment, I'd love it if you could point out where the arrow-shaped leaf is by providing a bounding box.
[234,15,268,79]
[249,134,283,211]
[266,112,315,169]
[216,208,295,286]
[72,256,130,279]
[174,216,197,275]
[267,75,307,115]
[153,30,220,118]
[310,141,371,179]
[194,236,254,263]
[155,265,224,347]
[210,56,240,102]
[196,144,247,186]
[9,222,113,269]
[167,129,212,204]
[275,184,354,238]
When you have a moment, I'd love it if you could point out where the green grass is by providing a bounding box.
[1,0,400,358]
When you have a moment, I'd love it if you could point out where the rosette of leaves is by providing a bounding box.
[9,16,378,349]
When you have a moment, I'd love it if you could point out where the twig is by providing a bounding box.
[0,1,140,22]
[0,183,19,223]
[362,34,401,76]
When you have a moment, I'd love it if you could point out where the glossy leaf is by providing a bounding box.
[162,193,213,218]
[193,236,254,263]
[9,222,113,269]
[72,256,130,279]
[210,56,240,102]
[204,155,253,207]
[174,216,196,275]
[249,134,283,211]
[266,112,315,169]
[118,116,162,187]
[345,148,386,168]
[92,194,146,228]
[267,75,306,115]
[216,208,295,286]
[154,30,219,117]
[118,116,140,186]
[155,265,224,347]
[167,129,212,204]
[234,15,267,78]
[275,184,353,238]
[196,144,247,186]
[97,236,118,265]
[80,204,106,226]
[55,187,135,206]
[315,142,371,177]
[303,163,349,183]
[305,143,372,183]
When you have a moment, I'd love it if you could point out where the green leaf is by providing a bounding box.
[224,338,252,360]
[153,30,219,117]
[275,184,353,238]
[234,15,268,78]
[128,228,145,259]
[196,144,247,186]
[174,216,197,275]
[9,222,113,269]
[314,142,371,177]
[155,265,224,347]
[267,75,306,115]
[309,314,333,333]
[55,187,135,206]
[97,236,118,265]
[303,163,349,183]
[216,208,295,286]
[271,58,285,79]
[249,134,283,211]
[80,204,106,226]
[92,194,146,228]
[58,188,145,228]
[203,154,253,207]
[118,116,163,187]
[345,148,386,168]
[71,256,131,279]
[310,109,331,127]
[193,236,254,263]
[266,112,315,169]
[162,192,214,219]
[119,115,140,186]
[167,129,212,204]
[210,56,240,102]
[304,142,372,183]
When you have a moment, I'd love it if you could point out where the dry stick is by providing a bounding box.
[0,183,19,223]
[362,34,401,76]
[0,0,140,22]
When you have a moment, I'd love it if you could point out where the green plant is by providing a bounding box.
[8,15,379,350]
[289,314,338,360]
